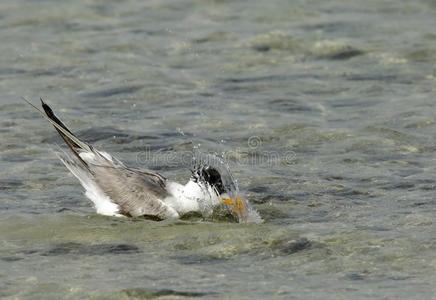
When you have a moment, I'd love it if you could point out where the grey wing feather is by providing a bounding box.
[91,164,178,219]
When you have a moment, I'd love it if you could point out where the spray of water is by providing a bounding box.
[191,146,262,223]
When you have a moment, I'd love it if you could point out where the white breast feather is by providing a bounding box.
[164,180,220,215]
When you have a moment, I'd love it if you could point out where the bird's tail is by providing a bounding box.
[22,97,93,166]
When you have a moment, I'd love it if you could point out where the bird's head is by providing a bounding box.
[192,165,247,222]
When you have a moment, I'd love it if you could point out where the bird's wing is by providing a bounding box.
[25,98,178,219]
[91,164,178,219]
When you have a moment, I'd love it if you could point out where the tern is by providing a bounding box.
[24,98,255,223]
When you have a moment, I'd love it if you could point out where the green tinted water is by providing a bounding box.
[1,0,436,299]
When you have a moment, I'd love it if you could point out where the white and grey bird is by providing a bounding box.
[24,99,255,223]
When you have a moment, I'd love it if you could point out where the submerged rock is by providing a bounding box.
[92,288,211,300]
[405,48,436,62]
[311,40,364,60]
[41,242,140,256]
[245,31,304,53]
[270,237,312,255]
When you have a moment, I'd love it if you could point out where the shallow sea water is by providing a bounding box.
[2,0,436,299]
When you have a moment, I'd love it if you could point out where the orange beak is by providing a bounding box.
[221,195,246,220]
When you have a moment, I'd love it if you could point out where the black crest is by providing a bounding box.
[192,166,226,195]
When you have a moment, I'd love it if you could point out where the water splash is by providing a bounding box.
[191,147,262,223]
